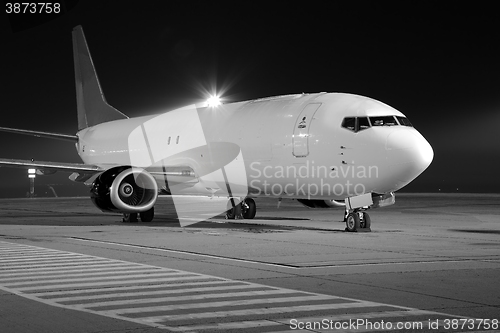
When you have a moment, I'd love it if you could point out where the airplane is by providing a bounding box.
[0,26,433,231]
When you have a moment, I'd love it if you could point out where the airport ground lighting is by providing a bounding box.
[28,168,36,197]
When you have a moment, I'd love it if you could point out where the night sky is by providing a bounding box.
[1,1,499,197]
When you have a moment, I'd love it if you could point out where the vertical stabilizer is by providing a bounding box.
[72,26,128,130]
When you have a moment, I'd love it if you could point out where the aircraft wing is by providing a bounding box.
[0,158,197,184]
[0,158,103,182]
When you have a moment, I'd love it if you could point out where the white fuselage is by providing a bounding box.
[76,93,433,200]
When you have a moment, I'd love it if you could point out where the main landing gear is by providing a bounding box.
[226,198,256,220]
[122,207,155,223]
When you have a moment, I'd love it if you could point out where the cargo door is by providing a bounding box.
[292,103,321,157]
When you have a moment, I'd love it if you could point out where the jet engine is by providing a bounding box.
[90,166,158,213]
[296,199,345,208]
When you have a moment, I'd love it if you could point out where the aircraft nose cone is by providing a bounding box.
[386,129,434,185]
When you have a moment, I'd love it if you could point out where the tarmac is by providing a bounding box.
[0,193,498,333]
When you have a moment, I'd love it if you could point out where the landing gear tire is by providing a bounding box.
[345,213,360,232]
[139,207,154,222]
[361,212,371,229]
[122,212,138,223]
[226,199,242,219]
[242,198,256,219]
[225,205,242,219]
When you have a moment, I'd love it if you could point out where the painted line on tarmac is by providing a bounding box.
[0,241,466,333]
[69,236,499,269]
[70,236,298,268]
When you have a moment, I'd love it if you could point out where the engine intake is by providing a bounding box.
[90,166,158,213]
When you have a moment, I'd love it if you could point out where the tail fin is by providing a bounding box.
[72,25,128,130]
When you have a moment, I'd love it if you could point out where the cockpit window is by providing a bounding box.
[342,115,412,132]
[341,117,371,133]
[396,116,413,127]
[358,117,370,131]
[369,116,398,126]
[341,117,356,131]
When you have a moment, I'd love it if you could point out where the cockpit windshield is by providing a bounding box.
[370,116,398,126]
[396,116,413,127]
[341,115,413,132]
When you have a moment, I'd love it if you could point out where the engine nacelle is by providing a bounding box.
[90,166,158,213]
[296,199,345,208]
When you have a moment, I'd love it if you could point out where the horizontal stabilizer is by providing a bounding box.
[0,126,78,142]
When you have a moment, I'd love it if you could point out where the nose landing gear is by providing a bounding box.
[345,210,371,232]
[343,193,374,232]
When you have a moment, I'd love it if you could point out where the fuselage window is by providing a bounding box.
[370,116,398,126]
[396,116,413,127]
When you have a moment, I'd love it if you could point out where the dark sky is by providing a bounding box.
[1,1,500,197]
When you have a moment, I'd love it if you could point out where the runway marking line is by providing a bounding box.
[0,241,468,332]
[69,236,500,269]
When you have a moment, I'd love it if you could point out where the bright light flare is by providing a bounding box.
[207,95,221,107]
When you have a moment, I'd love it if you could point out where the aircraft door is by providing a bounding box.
[292,103,321,157]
